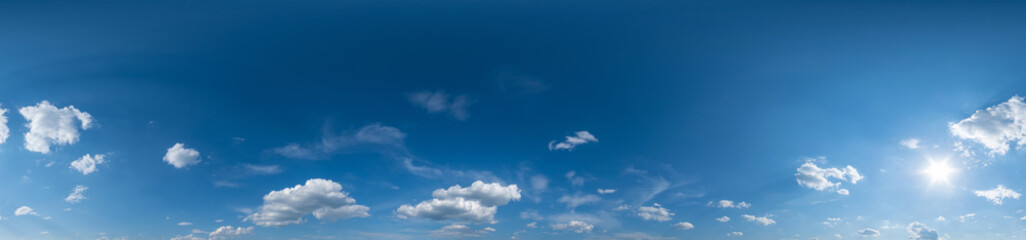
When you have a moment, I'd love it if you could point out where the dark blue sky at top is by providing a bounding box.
[4,0,1026,239]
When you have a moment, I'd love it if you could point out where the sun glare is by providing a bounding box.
[922,159,957,185]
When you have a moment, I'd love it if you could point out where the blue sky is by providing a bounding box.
[3,0,1026,239]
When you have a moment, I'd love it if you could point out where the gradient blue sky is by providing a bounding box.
[3,1,1026,239]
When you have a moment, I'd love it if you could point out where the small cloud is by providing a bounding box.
[407,90,471,121]
[858,228,880,237]
[742,214,776,226]
[163,143,200,168]
[597,188,616,194]
[178,221,193,226]
[708,200,750,209]
[795,158,862,194]
[548,131,598,151]
[65,185,88,203]
[558,193,600,209]
[638,203,674,222]
[716,216,731,222]
[552,220,594,233]
[727,232,743,237]
[673,221,694,230]
[70,154,106,175]
[14,206,37,216]
[901,138,921,149]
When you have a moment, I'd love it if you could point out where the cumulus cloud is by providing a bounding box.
[637,203,674,222]
[70,154,105,175]
[795,159,863,193]
[557,193,601,209]
[164,143,201,168]
[597,188,616,194]
[907,222,939,240]
[551,220,594,233]
[209,225,254,239]
[974,185,1021,205]
[858,228,880,237]
[708,200,750,209]
[396,181,520,224]
[273,123,407,160]
[673,221,694,230]
[0,104,8,144]
[950,96,1026,156]
[742,214,776,226]
[245,178,370,227]
[716,216,731,222]
[15,206,36,216]
[901,138,921,149]
[430,224,495,238]
[19,101,94,154]
[548,131,598,151]
[65,185,87,203]
[407,90,471,121]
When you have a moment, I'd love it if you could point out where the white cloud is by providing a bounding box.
[673,221,694,230]
[837,189,850,195]
[936,216,945,221]
[164,143,200,168]
[430,224,495,238]
[795,159,863,193]
[907,222,939,240]
[708,200,751,209]
[597,188,616,194]
[0,104,8,144]
[727,232,743,237]
[65,185,87,203]
[170,234,205,240]
[823,217,842,227]
[70,154,105,175]
[19,101,94,154]
[273,123,407,159]
[551,220,593,233]
[742,214,776,226]
[950,96,1026,156]
[527,222,538,228]
[178,222,192,226]
[558,193,601,209]
[15,206,36,216]
[548,131,598,151]
[396,181,520,224]
[974,185,1021,205]
[716,216,731,222]
[245,178,369,227]
[209,225,254,239]
[407,90,471,121]
[901,138,921,149]
[858,228,880,237]
[638,203,674,222]
[613,205,630,211]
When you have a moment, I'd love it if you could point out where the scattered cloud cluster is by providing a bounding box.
[430,224,495,238]
[709,200,750,209]
[19,101,94,154]
[65,185,88,203]
[164,143,201,168]
[950,96,1026,156]
[273,123,406,160]
[245,178,370,226]
[637,203,674,221]
[548,131,598,151]
[551,220,594,233]
[396,181,520,224]
[407,90,471,121]
[209,226,254,239]
[974,185,1021,205]
[70,154,106,175]
[795,158,863,194]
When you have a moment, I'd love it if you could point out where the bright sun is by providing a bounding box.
[922,159,957,185]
